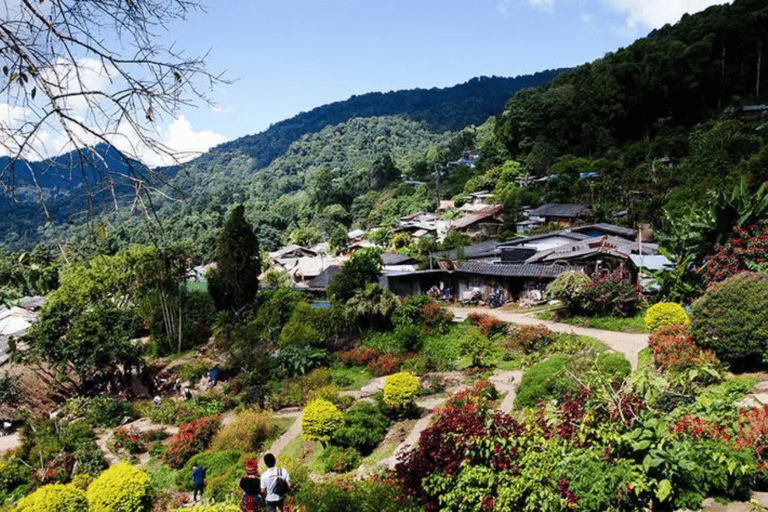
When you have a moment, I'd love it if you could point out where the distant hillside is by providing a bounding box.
[0,145,145,247]
[175,71,565,175]
[2,71,564,249]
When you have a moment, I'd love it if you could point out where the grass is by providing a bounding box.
[538,309,647,333]
[330,364,373,391]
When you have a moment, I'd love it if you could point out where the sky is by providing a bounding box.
[1,0,733,167]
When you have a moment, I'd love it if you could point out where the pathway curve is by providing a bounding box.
[448,306,649,368]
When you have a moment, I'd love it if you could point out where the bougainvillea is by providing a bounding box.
[16,483,88,512]
[160,415,221,469]
[581,268,643,317]
[702,225,768,285]
[86,461,152,512]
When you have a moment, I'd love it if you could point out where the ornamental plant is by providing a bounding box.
[645,302,689,332]
[301,398,343,445]
[86,461,152,512]
[649,324,720,374]
[581,268,643,317]
[545,270,590,313]
[702,225,768,285]
[383,371,419,410]
[690,272,768,369]
[160,415,221,468]
[466,312,507,337]
[16,483,88,512]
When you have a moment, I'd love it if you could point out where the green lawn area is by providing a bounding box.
[538,309,647,333]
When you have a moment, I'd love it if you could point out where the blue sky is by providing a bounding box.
[0,0,732,166]
[160,0,730,161]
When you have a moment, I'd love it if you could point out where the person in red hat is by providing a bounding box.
[240,458,264,511]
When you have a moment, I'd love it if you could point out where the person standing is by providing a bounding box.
[240,458,264,511]
[260,453,290,512]
[191,464,206,502]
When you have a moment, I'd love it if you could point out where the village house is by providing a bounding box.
[450,204,504,238]
[525,203,591,227]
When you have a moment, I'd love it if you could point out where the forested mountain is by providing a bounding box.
[1,71,563,250]
[7,0,768,266]
[188,71,564,173]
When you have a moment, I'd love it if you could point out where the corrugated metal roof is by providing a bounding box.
[527,203,589,218]
[455,262,567,279]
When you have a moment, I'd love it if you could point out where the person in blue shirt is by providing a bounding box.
[191,464,206,502]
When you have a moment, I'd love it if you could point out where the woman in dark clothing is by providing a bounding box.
[240,458,264,511]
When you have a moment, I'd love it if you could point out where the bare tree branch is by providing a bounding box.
[0,0,225,211]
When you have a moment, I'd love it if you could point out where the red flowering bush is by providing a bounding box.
[160,415,220,468]
[649,324,719,373]
[502,324,555,354]
[466,313,507,337]
[581,268,643,317]
[336,346,382,367]
[112,427,145,454]
[418,301,454,332]
[703,225,768,286]
[368,353,409,377]
[674,405,768,469]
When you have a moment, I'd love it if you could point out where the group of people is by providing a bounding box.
[192,452,291,511]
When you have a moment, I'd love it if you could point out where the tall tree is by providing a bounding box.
[208,205,260,315]
[0,0,222,202]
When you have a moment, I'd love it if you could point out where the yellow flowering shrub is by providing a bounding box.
[383,371,419,409]
[15,483,88,512]
[301,398,343,444]
[86,461,152,512]
[645,302,690,333]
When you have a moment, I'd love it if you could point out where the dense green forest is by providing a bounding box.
[0,71,562,252]
[4,0,768,274]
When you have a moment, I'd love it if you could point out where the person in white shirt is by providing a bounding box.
[260,452,290,511]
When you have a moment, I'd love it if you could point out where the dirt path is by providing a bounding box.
[448,306,649,368]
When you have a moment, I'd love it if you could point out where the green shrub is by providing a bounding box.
[59,396,136,428]
[545,270,590,313]
[321,445,360,473]
[178,361,209,384]
[383,371,419,409]
[331,401,390,455]
[0,456,32,493]
[175,450,242,501]
[301,399,344,444]
[210,409,276,452]
[514,355,572,409]
[148,396,225,426]
[16,483,88,512]
[595,352,632,383]
[645,302,690,332]
[690,272,768,369]
[294,477,420,512]
[86,461,152,512]
[278,302,325,348]
[456,327,498,368]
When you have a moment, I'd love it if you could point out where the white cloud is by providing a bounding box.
[143,115,228,167]
[605,0,734,33]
